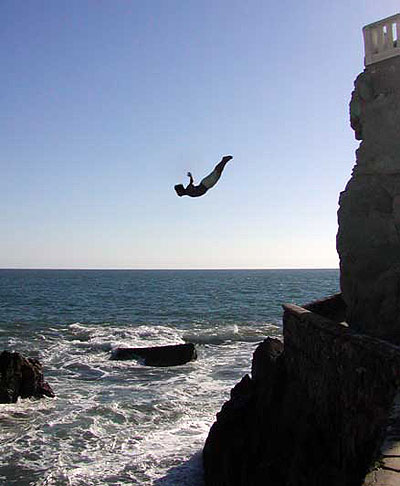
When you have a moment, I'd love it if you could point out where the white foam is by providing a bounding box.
[67,322,185,351]
[183,322,280,345]
[0,321,281,485]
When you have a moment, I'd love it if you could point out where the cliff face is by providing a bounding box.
[203,296,400,486]
[337,56,400,342]
[203,40,400,486]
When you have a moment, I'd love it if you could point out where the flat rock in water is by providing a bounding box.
[0,350,55,403]
[110,343,197,367]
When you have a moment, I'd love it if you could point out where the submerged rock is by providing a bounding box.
[0,351,55,403]
[110,343,197,366]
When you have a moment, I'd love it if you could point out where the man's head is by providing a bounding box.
[174,184,186,197]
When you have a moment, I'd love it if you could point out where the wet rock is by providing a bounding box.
[110,343,197,366]
[0,351,55,403]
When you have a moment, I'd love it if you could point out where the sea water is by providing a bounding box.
[0,269,339,486]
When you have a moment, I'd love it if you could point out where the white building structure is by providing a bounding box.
[363,13,400,66]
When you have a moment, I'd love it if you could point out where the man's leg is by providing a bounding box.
[213,155,233,175]
[200,155,233,190]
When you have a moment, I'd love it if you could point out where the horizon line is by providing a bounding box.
[0,267,340,271]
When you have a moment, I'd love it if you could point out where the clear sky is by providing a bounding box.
[1,0,398,269]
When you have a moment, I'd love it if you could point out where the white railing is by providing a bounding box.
[363,13,400,66]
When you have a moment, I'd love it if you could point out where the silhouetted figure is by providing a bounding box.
[174,155,233,197]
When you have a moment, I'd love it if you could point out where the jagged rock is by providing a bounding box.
[337,56,400,343]
[110,343,197,366]
[0,351,55,403]
[203,303,400,486]
[203,337,286,486]
[251,337,283,382]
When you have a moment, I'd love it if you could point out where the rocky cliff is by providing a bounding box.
[337,56,400,343]
[203,295,400,486]
[203,52,400,485]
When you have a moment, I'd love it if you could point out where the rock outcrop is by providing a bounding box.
[204,19,400,485]
[203,296,400,486]
[0,351,55,403]
[337,56,400,343]
[110,343,197,366]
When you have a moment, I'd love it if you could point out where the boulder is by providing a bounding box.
[110,343,197,366]
[0,351,55,403]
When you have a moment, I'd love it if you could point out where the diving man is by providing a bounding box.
[174,155,233,197]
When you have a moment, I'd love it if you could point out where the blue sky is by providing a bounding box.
[1,0,398,269]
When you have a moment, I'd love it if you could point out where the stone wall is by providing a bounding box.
[337,56,400,342]
[203,296,400,486]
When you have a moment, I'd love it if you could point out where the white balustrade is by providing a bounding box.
[363,13,400,66]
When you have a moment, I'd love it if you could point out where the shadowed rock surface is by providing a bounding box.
[0,351,55,403]
[203,297,400,486]
[337,56,400,343]
[110,343,197,366]
[303,292,347,322]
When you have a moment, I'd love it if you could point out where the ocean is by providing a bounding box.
[0,269,339,486]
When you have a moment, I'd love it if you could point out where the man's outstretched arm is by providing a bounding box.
[187,172,194,185]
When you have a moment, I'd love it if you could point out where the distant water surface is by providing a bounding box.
[0,269,339,486]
